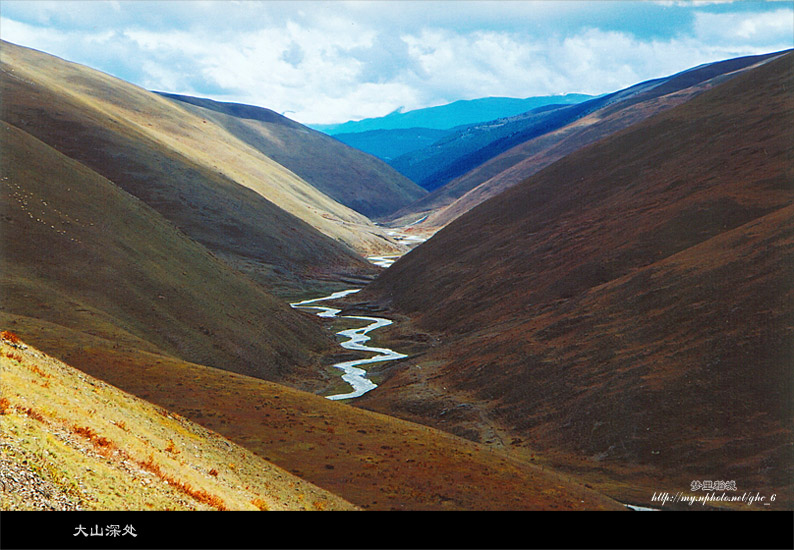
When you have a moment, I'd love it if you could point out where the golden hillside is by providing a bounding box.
[0,332,357,511]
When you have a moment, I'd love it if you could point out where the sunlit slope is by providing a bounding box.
[1,121,332,384]
[0,334,356,511]
[157,93,427,220]
[0,41,399,279]
[362,52,794,506]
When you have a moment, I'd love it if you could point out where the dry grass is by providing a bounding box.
[162,93,426,220]
[0,337,358,511]
[1,39,401,266]
[1,118,337,387]
[1,330,22,345]
[138,454,227,511]
[15,321,625,511]
[251,497,269,511]
[360,53,794,510]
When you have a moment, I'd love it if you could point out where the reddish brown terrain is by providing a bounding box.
[359,52,794,508]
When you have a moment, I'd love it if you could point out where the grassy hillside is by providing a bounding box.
[389,51,786,226]
[0,115,626,511]
[0,40,397,290]
[0,333,356,511]
[1,120,332,384]
[23,324,621,510]
[157,93,427,219]
[0,311,624,511]
[360,52,794,508]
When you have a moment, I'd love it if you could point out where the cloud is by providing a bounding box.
[1,1,791,124]
[694,8,794,45]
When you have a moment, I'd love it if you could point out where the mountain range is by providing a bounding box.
[381,50,786,213]
[1,36,791,516]
[0,39,623,513]
[312,94,593,134]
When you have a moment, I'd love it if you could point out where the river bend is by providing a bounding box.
[290,289,407,400]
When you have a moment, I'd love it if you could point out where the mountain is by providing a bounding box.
[0,333,356,511]
[387,101,598,192]
[388,51,788,220]
[312,94,593,134]
[0,39,626,513]
[0,40,398,294]
[0,115,622,513]
[358,52,794,508]
[156,92,427,219]
[331,127,452,163]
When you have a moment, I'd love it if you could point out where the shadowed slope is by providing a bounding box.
[331,127,453,163]
[157,93,427,219]
[313,94,593,135]
[1,121,331,383]
[361,52,794,507]
[0,315,622,511]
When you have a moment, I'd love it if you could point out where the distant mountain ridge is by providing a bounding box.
[311,94,593,135]
[387,49,789,222]
[331,127,452,162]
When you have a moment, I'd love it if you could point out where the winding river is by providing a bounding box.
[290,289,407,400]
[292,287,660,510]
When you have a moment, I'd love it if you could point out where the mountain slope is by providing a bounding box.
[0,333,357,511]
[331,127,452,164]
[387,100,599,193]
[390,50,787,222]
[0,41,394,291]
[360,52,794,507]
[1,120,332,384]
[156,93,427,219]
[0,315,622,511]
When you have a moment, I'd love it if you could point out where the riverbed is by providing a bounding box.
[290,289,407,400]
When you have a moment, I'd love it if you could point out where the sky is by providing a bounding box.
[1,1,792,125]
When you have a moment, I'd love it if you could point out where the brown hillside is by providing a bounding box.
[1,120,331,384]
[0,316,622,511]
[158,93,427,219]
[360,52,794,508]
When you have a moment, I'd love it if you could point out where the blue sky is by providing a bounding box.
[1,1,792,124]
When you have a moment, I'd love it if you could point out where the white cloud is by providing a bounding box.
[1,1,791,124]
[694,8,794,44]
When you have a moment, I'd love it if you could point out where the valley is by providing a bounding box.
[1,30,791,522]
